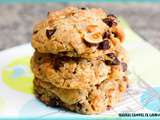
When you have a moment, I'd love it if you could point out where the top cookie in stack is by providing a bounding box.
[31,7,128,114]
[32,7,125,60]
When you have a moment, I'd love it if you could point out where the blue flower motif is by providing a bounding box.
[11,65,30,79]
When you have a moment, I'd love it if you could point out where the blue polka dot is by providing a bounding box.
[12,66,25,79]
[141,87,160,112]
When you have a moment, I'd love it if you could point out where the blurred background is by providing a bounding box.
[0,0,160,50]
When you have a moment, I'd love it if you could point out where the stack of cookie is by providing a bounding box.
[31,7,128,114]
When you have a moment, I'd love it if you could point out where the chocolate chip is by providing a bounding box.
[106,105,112,110]
[88,100,91,104]
[95,84,100,89]
[33,30,38,34]
[98,31,111,50]
[85,108,89,112]
[107,14,117,18]
[103,31,110,39]
[54,58,64,70]
[49,98,60,107]
[91,105,96,111]
[73,68,77,74]
[102,17,117,27]
[104,53,120,65]
[105,58,120,65]
[98,40,110,50]
[46,28,56,39]
[76,102,82,109]
[38,57,42,61]
[54,56,80,70]
[112,57,120,65]
[81,7,86,10]
[121,62,127,72]
[106,53,114,58]
[123,76,127,81]
[91,63,94,67]
[104,60,113,65]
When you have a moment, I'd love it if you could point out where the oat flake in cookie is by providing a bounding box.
[31,7,129,114]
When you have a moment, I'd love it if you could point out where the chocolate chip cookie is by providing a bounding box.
[32,7,125,59]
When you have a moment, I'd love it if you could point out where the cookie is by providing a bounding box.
[34,76,128,114]
[31,50,127,89]
[32,7,125,59]
[31,51,111,89]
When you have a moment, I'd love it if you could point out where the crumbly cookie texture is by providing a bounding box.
[34,75,128,114]
[31,7,129,114]
[31,49,127,89]
[32,7,125,59]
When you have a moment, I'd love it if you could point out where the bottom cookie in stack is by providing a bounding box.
[34,76,128,115]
